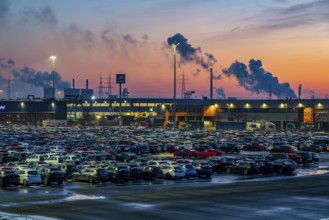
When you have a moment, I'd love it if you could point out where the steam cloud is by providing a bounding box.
[222,59,297,99]
[167,33,218,74]
[0,58,70,89]
[216,87,226,99]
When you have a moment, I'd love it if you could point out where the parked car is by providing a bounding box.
[141,165,163,180]
[192,161,213,178]
[15,168,42,186]
[38,167,65,185]
[0,170,20,187]
[197,149,224,159]
[270,145,294,153]
[226,161,261,175]
[25,154,46,163]
[209,156,237,173]
[107,165,131,182]
[174,149,199,158]
[56,164,80,180]
[273,159,297,174]
[128,164,142,180]
[72,168,108,184]
[297,152,314,164]
[159,165,185,180]
[179,164,198,178]
[218,143,241,153]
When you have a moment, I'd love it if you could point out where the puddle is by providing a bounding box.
[65,194,105,201]
[0,211,59,220]
[123,202,155,209]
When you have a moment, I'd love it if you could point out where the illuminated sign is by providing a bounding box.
[116,74,126,84]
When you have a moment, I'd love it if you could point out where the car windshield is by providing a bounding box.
[28,170,38,175]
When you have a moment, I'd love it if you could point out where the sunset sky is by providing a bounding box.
[0,0,328,99]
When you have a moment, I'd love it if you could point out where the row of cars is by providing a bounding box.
[1,148,321,188]
[0,125,326,188]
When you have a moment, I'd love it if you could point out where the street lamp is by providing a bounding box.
[172,43,180,129]
[49,55,57,99]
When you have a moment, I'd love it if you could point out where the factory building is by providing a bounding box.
[66,97,329,131]
[0,99,67,126]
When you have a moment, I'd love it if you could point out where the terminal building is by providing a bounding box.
[67,97,329,131]
[1,88,328,131]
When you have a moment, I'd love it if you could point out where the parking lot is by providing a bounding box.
[0,126,329,219]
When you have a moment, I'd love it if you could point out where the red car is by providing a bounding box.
[198,149,224,159]
[271,145,294,154]
[174,149,199,158]
[287,153,303,164]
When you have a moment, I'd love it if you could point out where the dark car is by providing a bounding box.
[226,161,261,175]
[311,152,320,163]
[273,159,297,174]
[38,167,65,185]
[302,144,323,153]
[218,142,241,153]
[130,144,150,154]
[192,161,213,178]
[243,142,265,151]
[297,152,313,164]
[0,151,13,164]
[57,164,79,180]
[72,168,108,184]
[141,165,163,180]
[128,164,143,180]
[107,165,131,182]
[266,153,289,161]
[0,170,20,187]
[115,153,137,163]
[209,156,237,173]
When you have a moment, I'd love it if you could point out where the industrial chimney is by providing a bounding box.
[86,79,89,89]
[72,79,75,89]
[210,68,213,99]
[298,84,302,99]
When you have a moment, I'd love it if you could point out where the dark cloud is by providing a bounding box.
[0,0,10,28]
[21,6,57,26]
[167,33,217,76]
[101,29,117,50]
[61,24,95,49]
[226,0,329,37]
[0,0,9,21]
[222,59,297,99]
[123,34,138,44]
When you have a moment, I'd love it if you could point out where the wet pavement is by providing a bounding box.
[0,158,328,220]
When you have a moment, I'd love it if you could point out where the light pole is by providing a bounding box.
[172,43,180,130]
[49,55,57,99]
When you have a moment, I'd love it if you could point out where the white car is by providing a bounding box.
[16,168,42,186]
[159,165,185,180]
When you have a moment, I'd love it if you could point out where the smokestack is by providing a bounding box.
[210,68,213,99]
[72,79,75,89]
[86,79,89,89]
[298,84,301,99]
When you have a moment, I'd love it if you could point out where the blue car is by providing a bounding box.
[180,164,198,178]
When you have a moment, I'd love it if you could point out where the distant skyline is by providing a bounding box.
[0,0,328,99]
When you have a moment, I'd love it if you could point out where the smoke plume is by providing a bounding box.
[0,58,70,89]
[216,87,226,99]
[222,59,297,99]
[167,33,217,75]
